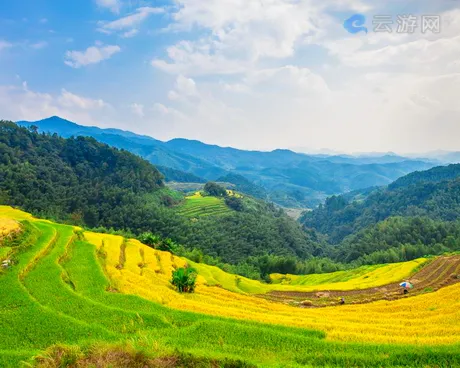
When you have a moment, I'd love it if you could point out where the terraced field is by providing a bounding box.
[177,192,231,217]
[1,206,460,367]
[265,256,460,306]
[270,258,427,291]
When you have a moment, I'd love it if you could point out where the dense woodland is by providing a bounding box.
[301,165,460,243]
[301,164,460,266]
[0,121,318,279]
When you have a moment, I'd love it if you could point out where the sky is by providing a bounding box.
[0,0,459,154]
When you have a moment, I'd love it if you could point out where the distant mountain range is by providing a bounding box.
[18,116,442,208]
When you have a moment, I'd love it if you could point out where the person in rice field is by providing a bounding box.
[339,297,345,305]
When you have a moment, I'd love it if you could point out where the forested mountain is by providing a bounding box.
[389,164,460,189]
[1,121,318,273]
[0,121,164,225]
[301,164,460,244]
[18,116,436,208]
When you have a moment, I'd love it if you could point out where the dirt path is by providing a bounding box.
[260,256,460,307]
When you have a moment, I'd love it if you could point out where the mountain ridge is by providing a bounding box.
[18,116,438,207]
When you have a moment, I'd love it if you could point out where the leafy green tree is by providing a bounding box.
[204,182,227,197]
[138,232,162,248]
[171,266,197,293]
[158,238,178,253]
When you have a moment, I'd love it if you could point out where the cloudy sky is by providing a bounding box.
[0,0,459,153]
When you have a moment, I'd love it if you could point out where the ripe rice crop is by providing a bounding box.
[85,229,460,345]
[0,218,21,238]
[270,258,427,291]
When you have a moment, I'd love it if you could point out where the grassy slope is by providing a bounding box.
[1,206,459,367]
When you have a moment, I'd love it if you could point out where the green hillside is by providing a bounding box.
[0,121,318,276]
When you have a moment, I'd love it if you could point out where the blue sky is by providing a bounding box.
[0,0,459,153]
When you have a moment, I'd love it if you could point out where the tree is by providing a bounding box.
[225,196,244,211]
[158,238,178,253]
[171,266,197,293]
[204,182,227,197]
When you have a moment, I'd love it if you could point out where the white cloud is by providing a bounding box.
[0,82,111,126]
[64,44,121,68]
[98,7,163,35]
[154,0,321,75]
[167,75,199,103]
[58,89,108,109]
[0,40,12,51]
[175,75,198,96]
[153,103,170,115]
[39,18,48,24]
[153,0,370,76]
[168,90,180,100]
[152,40,251,75]
[30,41,48,50]
[245,66,330,97]
[122,29,138,38]
[95,0,121,14]
[130,103,145,117]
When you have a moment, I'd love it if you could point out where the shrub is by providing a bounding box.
[171,266,197,293]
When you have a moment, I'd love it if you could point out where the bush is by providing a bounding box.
[171,266,197,293]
